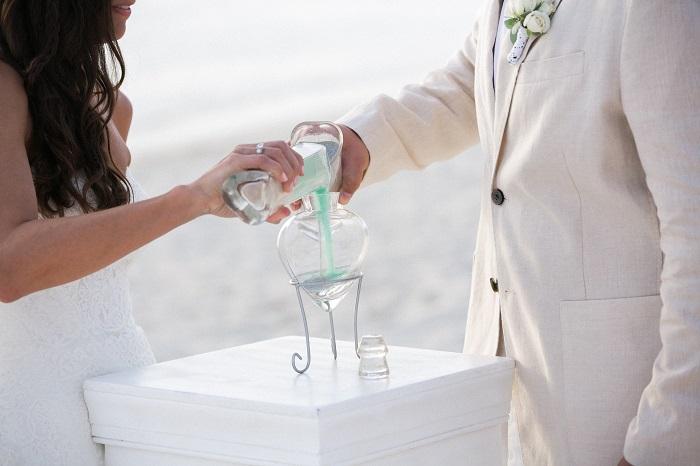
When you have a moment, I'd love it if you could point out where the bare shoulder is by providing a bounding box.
[0,60,25,91]
[112,90,133,141]
[115,90,133,120]
[0,61,29,135]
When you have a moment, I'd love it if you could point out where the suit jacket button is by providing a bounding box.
[491,188,505,205]
[490,277,499,293]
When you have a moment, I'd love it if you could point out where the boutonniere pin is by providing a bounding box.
[504,0,557,65]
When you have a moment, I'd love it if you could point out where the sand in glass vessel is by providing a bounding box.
[277,190,369,364]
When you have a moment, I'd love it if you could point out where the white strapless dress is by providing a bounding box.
[0,173,156,466]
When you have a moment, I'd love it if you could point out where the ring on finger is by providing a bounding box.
[255,143,265,154]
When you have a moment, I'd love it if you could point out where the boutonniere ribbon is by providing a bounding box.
[504,0,557,65]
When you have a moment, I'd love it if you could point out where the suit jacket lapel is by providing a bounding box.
[490,0,565,182]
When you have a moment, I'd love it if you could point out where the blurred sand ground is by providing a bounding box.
[122,0,485,361]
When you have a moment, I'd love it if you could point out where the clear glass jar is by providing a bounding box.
[221,122,343,225]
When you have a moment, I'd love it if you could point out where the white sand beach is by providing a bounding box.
[121,0,486,361]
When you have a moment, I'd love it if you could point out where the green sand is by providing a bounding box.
[312,187,342,281]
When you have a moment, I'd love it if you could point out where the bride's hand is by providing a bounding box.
[187,141,304,218]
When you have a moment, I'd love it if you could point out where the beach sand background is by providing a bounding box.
[121,0,486,362]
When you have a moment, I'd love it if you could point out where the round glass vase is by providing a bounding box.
[277,191,369,313]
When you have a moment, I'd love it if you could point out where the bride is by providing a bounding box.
[0,0,303,464]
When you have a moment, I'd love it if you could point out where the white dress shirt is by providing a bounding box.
[494,0,507,87]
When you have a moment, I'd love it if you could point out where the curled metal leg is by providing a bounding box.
[328,310,337,360]
[292,283,311,374]
[289,273,363,372]
[354,274,363,358]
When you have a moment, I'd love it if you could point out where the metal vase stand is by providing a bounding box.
[289,273,363,374]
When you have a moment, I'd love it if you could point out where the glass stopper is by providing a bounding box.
[358,335,389,379]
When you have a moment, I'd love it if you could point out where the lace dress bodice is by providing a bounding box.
[0,172,156,466]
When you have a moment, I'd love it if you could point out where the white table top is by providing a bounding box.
[85,337,513,418]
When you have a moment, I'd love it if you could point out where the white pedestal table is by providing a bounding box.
[84,337,514,466]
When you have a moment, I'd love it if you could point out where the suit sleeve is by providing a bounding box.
[337,13,482,186]
[620,1,700,464]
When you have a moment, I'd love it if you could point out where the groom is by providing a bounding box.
[327,0,699,465]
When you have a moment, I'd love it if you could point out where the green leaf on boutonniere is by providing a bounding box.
[510,26,520,45]
[510,23,520,44]
[504,17,519,29]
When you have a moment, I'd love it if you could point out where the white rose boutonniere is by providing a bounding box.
[536,0,556,15]
[510,0,537,16]
[523,11,551,34]
[505,0,557,65]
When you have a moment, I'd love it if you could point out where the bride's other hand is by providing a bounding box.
[188,141,304,218]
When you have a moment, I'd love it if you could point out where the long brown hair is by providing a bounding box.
[0,0,131,217]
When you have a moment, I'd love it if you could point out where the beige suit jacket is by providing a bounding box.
[339,0,700,465]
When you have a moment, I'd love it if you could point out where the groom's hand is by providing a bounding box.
[338,125,370,205]
[265,206,293,224]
